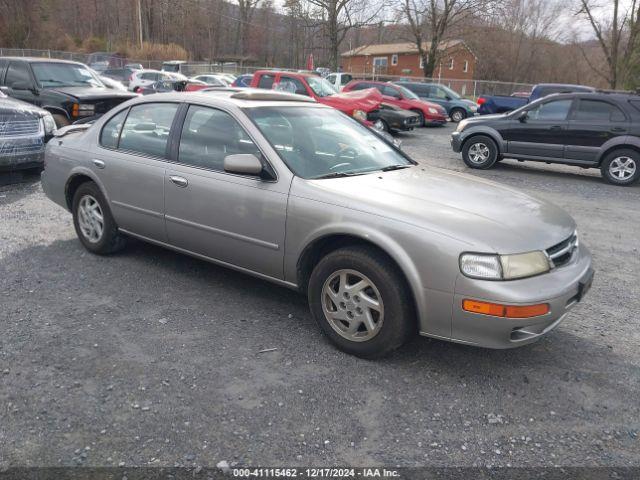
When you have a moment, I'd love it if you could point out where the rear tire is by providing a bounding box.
[307,246,415,359]
[72,181,126,254]
[600,149,640,186]
[462,135,498,169]
[450,108,466,123]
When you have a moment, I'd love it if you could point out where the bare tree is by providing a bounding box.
[576,0,640,88]
[237,0,262,62]
[401,0,490,77]
[305,0,385,70]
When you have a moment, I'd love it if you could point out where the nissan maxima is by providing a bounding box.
[41,89,594,358]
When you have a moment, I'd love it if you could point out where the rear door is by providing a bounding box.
[93,102,180,241]
[163,104,288,278]
[505,98,574,159]
[565,98,628,164]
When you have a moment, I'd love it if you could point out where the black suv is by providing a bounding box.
[451,92,640,186]
[0,57,136,128]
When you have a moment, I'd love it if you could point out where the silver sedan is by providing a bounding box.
[41,89,594,358]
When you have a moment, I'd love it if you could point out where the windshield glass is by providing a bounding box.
[306,77,338,97]
[440,85,461,99]
[32,62,104,88]
[397,85,419,100]
[245,106,413,179]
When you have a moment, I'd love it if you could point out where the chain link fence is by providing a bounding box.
[0,48,533,99]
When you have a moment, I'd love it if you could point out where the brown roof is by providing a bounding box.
[341,40,465,57]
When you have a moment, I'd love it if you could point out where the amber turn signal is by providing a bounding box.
[462,299,549,318]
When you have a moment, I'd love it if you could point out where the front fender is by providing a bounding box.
[458,126,506,153]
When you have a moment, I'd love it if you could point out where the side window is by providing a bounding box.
[100,109,129,149]
[350,82,369,91]
[0,59,9,83]
[118,103,179,157]
[6,62,32,87]
[574,100,626,122]
[326,74,336,84]
[258,74,275,89]
[382,85,400,98]
[178,105,260,172]
[527,99,572,121]
[277,76,309,96]
[432,87,448,99]
[340,74,352,85]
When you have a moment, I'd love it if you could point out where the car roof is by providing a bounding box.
[254,69,316,78]
[0,56,86,65]
[125,88,325,109]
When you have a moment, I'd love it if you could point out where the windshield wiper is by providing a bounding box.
[380,164,411,172]
[312,171,366,179]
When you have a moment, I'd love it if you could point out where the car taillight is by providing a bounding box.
[477,97,486,105]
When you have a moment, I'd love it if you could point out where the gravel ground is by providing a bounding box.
[0,124,639,469]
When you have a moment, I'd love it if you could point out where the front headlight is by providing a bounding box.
[427,107,439,115]
[468,104,478,112]
[42,113,57,135]
[352,109,367,121]
[460,251,550,280]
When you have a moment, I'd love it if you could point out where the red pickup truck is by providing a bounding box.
[250,70,381,123]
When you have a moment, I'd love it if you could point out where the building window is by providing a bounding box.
[448,58,454,70]
[463,60,469,73]
[373,57,388,70]
[391,54,398,66]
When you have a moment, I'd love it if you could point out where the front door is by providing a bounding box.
[3,61,40,106]
[565,98,629,164]
[504,98,574,159]
[93,102,180,242]
[164,104,288,279]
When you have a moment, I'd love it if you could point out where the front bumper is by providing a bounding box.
[0,137,45,171]
[450,131,463,152]
[446,243,593,348]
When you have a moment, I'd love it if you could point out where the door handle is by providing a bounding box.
[549,125,563,130]
[169,175,188,188]
[92,159,105,169]
[610,127,627,133]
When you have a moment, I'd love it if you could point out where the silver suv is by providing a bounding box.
[41,89,594,358]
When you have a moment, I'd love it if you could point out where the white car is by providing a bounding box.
[326,72,354,91]
[191,74,229,87]
[129,70,187,92]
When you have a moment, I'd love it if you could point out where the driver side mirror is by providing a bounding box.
[224,153,263,176]
[445,95,452,101]
[517,111,528,122]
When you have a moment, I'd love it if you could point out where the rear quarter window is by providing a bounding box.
[100,109,129,149]
[117,103,179,158]
[258,74,275,89]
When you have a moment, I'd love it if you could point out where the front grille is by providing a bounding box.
[0,118,41,138]
[0,137,44,156]
[546,233,578,268]
[405,116,420,126]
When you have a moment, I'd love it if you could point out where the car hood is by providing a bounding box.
[321,88,382,113]
[293,166,575,253]
[0,97,48,117]
[49,86,137,101]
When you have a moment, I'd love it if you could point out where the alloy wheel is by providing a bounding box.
[77,195,104,243]
[451,110,464,122]
[468,142,491,164]
[609,156,636,181]
[321,269,384,342]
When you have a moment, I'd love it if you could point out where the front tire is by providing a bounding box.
[413,110,425,127]
[600,149,640,186]
[72,181,126,254]
[374,118,389,133]
[450,108,466,123]
[307,246,415,358]
[462,135,498,169]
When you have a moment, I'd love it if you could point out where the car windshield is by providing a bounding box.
[440,85,461,99]
[32,62,104,88]
[397,85,419,100]
[245,106,413,179]
[306,77,338,97]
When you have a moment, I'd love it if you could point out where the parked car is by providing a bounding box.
[250,70,382,124]
[451,91,640,186]
[325,72,353,91]
[343,80,447,126]
[97,75,128,91]
[138,79,208,95]
[87,52,127,72]
[191,74,229,87]
[102,67,140,87]
[316,67,331,77]
[0,90,56,171]
[129,70,188,92]
[396,81,478,122]
[41,89,593,358]
[161,61,187,73]
[369,103,421,133]
[477,83,596,115]
[232,74,253,88]
[125,63,144,70]
[0,57,137,128]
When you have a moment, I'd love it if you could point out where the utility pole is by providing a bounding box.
[137,0,143,48]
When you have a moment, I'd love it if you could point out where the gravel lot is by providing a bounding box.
[1,123,639,469]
